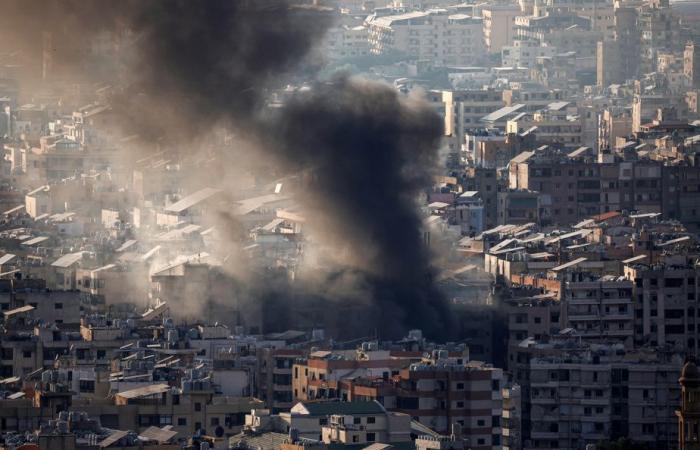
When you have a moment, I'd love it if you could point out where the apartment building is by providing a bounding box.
[391,356,504,450]
[685,42,700,89]
[462,167,499,230]
[366,10,486,66]
[480,4,521,53]
[323,25,370,60]
[239,400,411,446]
[257,348,304,413]
[534,0,615,40]
[321,408,412,447]
[638,0,681,75]
[525,349,682,449]
[501,40,557,69]
[560,274,635,347]
[598,108,633,151]
[497,189,540,225]
[632,94,687,133]
[0,368,259,437]
[501,385,522,450]
[442,89,505,146]
[292,350,412,402]
[503,84,567,112]
[624,258,700,351]
[468,130,536,169]
[507,148,669,225]
[506,107,584,149]
[596,5,641,86]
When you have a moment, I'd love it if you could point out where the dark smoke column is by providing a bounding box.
[269,78,454,340]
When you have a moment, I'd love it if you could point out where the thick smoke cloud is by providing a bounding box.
[267,79,452,337]
[0,0,455,340]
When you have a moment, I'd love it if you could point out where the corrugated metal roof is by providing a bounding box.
[98,430,129,448]
[51,252,84,268]
[4,305,35,318]
[622,254,647,264]
[165,188,221,213]
[551,257,588,272]
[22,236,48,246]
[138,426,178,443]
[295,400,386,416]
[116,240,137,252]
[0,254,16,265]
[116,383,170,399]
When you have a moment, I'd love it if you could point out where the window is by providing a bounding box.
[319,418,328,426]
[79,380,95,393]
[366,433,376,442]
[178,418,187,426]
[23,350,32,358]
[195,403,202,412]
[54,303,63,309]
[354,417,361,424]
[211,417,220,426]
[366,417,375,424]
[456,382,465,390]
[477,419,486,427]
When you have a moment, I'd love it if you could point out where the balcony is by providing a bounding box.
[569,314,600,321]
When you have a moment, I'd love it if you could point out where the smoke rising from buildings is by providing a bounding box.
[1,1,454,339]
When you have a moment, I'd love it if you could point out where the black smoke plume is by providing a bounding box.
[0,1,455,339]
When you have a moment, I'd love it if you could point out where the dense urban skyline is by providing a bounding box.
[0,1,698,450]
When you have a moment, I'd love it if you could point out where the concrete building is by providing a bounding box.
[390,355,503,449]
[258,348,304,413]
[624,257,700,351]
[501,40,557,69]
[366,10,486,66]
[442,90,505,147]
[497,190,540,225]
[638,0,681,75]
[525,346,682,449]
[323,25,370,60]
[462,167,499,230]
[686,42,700,89]
[455,191,485,234]
[501,385,521,450]
[560,274,635,347]
[481,4,521,54]
[506,105,584,149]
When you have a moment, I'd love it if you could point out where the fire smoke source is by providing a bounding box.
[268,78,453,338]
[2,1,455,339]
